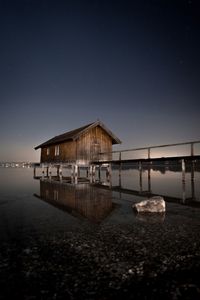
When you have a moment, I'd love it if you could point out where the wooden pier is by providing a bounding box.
[34,140,200,177]
[33,140,200,203]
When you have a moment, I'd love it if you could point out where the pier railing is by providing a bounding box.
[98,140,200,162]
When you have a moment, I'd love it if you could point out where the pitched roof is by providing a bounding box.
[34,121,121,150]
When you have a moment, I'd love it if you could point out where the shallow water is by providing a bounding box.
[0,163,200,243]
[1,165,200,299]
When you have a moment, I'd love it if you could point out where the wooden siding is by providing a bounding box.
[76,125,112,163]
[40,125,112,164]
[41,140,76,163]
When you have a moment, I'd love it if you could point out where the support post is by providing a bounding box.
[98,165,101,181]
[59,164,63,181]
[191,160,195,200]
[106,164,112,185]
[42,164,45,179]
[93,165,96,177]
[74,165,78,177]
[119,152,122,182]
[148,148,151,159]
[57,165,59,177]
[181,159,186,203]
[49,165,52,180]
[89,165,93,177]
[139,161,143,193]
[181,159,186,182]
[71,165,74,177]
[191,143,194,156]
[148,165,151,193]
[34,167,36,178]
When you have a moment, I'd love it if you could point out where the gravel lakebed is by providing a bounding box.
[1,207,200,300]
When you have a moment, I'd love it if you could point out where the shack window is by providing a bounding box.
[55,145,59,156]
[47,148,50,155]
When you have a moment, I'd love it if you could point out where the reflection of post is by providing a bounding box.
[139,161,143,193]
[148,165,151,193]
[181,159,186,203]
[191,160,195,200]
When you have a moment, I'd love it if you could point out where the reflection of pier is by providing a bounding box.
[34,179,114,223]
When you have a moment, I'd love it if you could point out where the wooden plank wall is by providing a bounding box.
[40,125,113,164]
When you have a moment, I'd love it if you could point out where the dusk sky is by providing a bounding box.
[0,0,199,162]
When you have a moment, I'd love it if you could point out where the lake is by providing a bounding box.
[0,164,200,299]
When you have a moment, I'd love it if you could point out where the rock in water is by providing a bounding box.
[133,196,165,213]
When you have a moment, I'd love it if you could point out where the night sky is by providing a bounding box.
[0,0,199,162]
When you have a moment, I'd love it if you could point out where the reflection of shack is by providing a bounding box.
[36,180,113,223]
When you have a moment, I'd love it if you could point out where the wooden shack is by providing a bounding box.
[34,120,121,166]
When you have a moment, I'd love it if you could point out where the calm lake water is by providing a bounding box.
[1,164,200,299]
[0,162,200,243]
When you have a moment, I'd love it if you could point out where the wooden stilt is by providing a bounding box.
[148,165,151,193]
[74,165,78,177]
[57,165,59,177]
[89,165,93,177]
[42,164,45,179]
[106,164,111,184]
[139,161,143,193]
[181,159,186,203]
[71,165,74,177]
[191,160,195,200]
[34,167,36,178]
[98,165,101,181]
[59,164,63,181]
[182,159,185,182]
[148,148,151,159]
[93,165,96,177]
